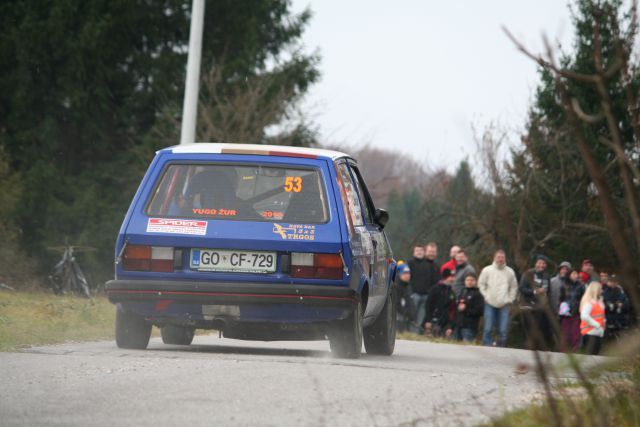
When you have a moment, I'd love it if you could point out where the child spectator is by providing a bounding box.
[580,281,606,355]
[395,261,415,332]
[454,273,484,343]
[424,269,456,338]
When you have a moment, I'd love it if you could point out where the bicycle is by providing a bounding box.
[47,245,94,298]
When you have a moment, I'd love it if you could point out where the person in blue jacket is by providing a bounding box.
[395,261,415,332]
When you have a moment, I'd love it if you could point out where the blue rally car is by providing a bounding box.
[106,143,396,358]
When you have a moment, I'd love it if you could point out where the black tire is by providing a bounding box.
[115,304,152,349]
[330,300,363,359]
[363,287,396,355]
[161,325,195,345]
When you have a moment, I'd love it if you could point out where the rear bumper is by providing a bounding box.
[105,279,357,308]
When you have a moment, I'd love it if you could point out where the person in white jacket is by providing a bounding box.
[478,250,518,346]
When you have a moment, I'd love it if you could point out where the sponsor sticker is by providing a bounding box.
[272,223,316,241]
[191,208,237,217]
[146,218,208,236]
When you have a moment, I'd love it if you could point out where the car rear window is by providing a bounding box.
[146,164,329,223]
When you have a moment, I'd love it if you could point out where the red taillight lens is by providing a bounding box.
[314,266,343,280]
[123,245,174,272]
[291,266,315,278]
[151,259,174,272]
[123,245,151,271]
[125,245,151,259]
[314,254,343,268]
[291,253,343,280]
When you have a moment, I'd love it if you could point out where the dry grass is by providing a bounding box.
[484,352,640,427]
[0,290,115,351]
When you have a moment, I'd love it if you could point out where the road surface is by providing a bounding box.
[1,336,604,426]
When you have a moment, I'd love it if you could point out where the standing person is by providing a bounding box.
[452,249,475,298]
[558,270,585,352]
[394,261,414,333]
[602,274,630,342]
[408,243,440,334]
[440,245,460,275]
[580,281,606,355]
[424,269,456,338]
[581,259,599,284]
[519,256,553,351]
[478,250,518,347]
[599,271,609,286]
[455,273,484,343]
[550,261,572,317]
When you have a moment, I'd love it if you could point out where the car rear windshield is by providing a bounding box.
[146,163,329,223]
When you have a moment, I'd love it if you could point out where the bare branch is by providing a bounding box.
[598,136,640,183]
[570,98,604,123]
[502,27,598,84]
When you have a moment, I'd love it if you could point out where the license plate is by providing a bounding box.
[190,249,276,273]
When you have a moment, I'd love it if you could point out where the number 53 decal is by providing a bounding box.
[284,176,302,193]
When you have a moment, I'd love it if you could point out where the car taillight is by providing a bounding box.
[123,245,175,272]
[291,253,343,280]
[151,246,174,272]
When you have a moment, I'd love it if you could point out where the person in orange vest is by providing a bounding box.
[580,281,606,355]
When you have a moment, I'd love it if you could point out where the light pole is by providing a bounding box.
[179,0,205,145]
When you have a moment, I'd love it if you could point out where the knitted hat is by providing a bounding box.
[397,262,411,276]
[535,254,549,264]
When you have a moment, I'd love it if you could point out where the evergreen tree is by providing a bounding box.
[0,0,319,282]
[506,0,639,270]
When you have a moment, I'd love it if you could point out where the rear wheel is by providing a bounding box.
[330,301,363,359]
[115,304,151,349]
[161,325,195,345]
[363,287,396,355]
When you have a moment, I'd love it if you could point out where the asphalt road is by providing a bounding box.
[1,336,606,426]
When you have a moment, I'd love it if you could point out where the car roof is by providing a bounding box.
[162,143,352,162]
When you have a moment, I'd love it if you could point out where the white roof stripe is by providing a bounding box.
[166,143,350,161]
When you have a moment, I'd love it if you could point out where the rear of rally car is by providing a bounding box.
[105,144,359,347]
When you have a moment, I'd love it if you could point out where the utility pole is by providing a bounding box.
[179,0,205,145]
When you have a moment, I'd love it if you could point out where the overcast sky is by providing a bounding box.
[290,1,575,171]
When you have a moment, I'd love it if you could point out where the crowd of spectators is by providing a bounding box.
[394,244,632,354]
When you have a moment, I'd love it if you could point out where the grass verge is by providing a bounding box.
[483,353,640,427]
[0,290,115,351]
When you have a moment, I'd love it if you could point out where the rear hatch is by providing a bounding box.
[117,155,346,284]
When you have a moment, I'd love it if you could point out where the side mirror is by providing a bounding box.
[374,208,389,229]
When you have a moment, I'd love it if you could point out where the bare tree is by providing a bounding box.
[475,125,529,271]
[151,59,314,147]
[504,1,640,302]
[196,63,296,144]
